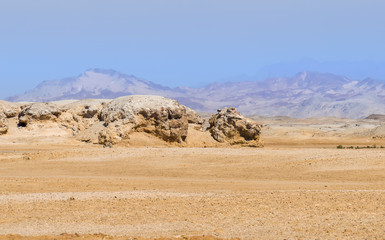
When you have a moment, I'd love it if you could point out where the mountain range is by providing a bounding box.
[6,69,385,118]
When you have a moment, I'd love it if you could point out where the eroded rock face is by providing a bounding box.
[64,99,107,119]
[185,106,205,129]
[59,99,107,135]
[18,103,62,127]
[0,101,20,118]
[98,95,189,144]
[0,112,8,135]
[208,107,262,147]
[1,96,208,146]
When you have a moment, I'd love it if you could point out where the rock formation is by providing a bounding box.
[18,103,62,127]
[98,95,189,145]
[0,112,8,135]
[0,101,20,118]
[208,107,263,147]
[1,96,262,147]
[59,99,107,133]
[185,106,205,130]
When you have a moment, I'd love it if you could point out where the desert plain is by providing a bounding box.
[1,106,385,239]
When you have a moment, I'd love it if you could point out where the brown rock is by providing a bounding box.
[208,107,263,147]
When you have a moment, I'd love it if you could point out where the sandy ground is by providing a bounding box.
[1,117,385,239]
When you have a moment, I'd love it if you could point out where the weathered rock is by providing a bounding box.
[0,112,8,134]
[98,95,189,145]
[58,99,108,135]
[185,106,205,130]
[98,127,123,146]
[208,107,263,147]
[18,103,62,127]
[0,101,20,118]
[64,99,108,119]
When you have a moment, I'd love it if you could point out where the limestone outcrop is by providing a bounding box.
[0,101,20,118]
[208,107,263,147]
[98,95,189,145]
[63,99,107,119]
[0,112,8,135]
[183,106,205,128]
[59,99,107,134]
[18,103,62,127]
[1,96,263,147]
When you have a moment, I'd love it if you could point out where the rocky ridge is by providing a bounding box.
[0,95,263,147]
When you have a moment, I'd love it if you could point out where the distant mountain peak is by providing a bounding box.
[84,68,118,74]
[6,69,174,102]
[80,68,137,79]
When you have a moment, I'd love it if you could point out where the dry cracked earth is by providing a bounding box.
[1,117,385,240]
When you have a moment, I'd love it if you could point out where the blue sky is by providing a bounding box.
[1,0,385,98]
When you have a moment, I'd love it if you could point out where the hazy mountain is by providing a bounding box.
[6,69,385,118]
[7,69,179,102]
[256,59,385,81]
[184,71,385,118]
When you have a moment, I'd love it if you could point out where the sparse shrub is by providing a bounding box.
[337,145,344,149]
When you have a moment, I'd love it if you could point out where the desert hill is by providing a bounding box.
[366,114,385,121]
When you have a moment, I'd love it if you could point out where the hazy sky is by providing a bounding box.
[1,0,385,98]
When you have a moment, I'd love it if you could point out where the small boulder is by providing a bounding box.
[18,103,62,127]
[208,107,263,147]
